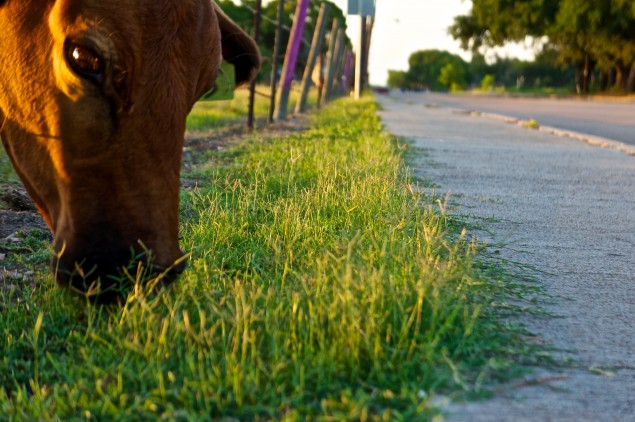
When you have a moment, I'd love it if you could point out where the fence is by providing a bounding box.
[235,0,374,130]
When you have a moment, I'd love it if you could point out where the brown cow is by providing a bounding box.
[0,1,259,302]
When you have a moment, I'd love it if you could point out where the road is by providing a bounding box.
[413,92,635,147]
[378,92,635,421]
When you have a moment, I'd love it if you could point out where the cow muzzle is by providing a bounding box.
[51,236,187,304]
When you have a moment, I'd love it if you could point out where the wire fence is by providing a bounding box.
[238,0,372,129]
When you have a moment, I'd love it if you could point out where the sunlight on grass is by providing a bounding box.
[186,84,318,132]
[0,97,535,420]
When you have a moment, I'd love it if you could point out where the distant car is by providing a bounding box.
[373,87,390,94]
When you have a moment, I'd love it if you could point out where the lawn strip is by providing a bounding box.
[0,96,538,420]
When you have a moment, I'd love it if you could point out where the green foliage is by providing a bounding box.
[403,50,469,91]
[0,143,18,184]
[386,70,407,89]
[481,74,496,91]
[451,0,635,93]
[439,63,467,91]
[0,98,537,419]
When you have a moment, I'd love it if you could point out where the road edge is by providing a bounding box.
[452,108,635,156]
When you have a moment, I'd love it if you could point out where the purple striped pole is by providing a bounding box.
[274,0,311,120]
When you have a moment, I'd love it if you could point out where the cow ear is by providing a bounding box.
[213,3,260,87]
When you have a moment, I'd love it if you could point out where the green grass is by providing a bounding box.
[0,142,18,184]
[186,88,261,131]
[0,97,536,420]
[187,85,319,132]
[469,86,575,97]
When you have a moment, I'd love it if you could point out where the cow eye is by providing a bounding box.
[65,42,104,82]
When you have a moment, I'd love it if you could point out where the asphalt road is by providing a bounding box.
[415,92,635,147]
[378,92,635,421]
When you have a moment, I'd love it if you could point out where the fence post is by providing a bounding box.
[341,50,354,95]
[327,28,345,100]
[268,0,285,124]
[247,0,262,130]
[294,3,330,115]
[274,0,311,121]
[323,18,339,105]
[314,54,325,108]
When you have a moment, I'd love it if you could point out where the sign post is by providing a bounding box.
[348,0,375,100]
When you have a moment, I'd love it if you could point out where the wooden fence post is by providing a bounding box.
[268,0,285,124]
[326,27,345,100]
[294,3,330,115]
[323,18,339,105]
[332,29,347,97]
[341,50,354,95]
[247,0,262,130]
[274,0,311,121]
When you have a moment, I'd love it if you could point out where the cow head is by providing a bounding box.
[0,0,259,302]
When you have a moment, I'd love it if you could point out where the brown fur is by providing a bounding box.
[0,0,259,301]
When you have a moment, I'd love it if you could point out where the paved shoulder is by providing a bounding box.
[377,94,635,421]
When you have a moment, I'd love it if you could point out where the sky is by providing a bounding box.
[256,0,536,86]
[329,0,536,85]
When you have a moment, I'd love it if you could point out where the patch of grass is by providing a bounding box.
[523,119,540,129]
[0,143,18,185]
[0,97,537,419]
[187,85,318,132]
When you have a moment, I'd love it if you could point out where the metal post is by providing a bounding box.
[274,0,311,121]
[268,0,285,124]
[295,3,330,114]
[247,0,262,130]
[363,16,375,89]
[354,15,364,99]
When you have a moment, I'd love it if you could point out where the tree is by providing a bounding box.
[450,0,635,93]
[480,74,495,91]
[404,50,468,91]
[387,70,406,89]
[438,63,467,91]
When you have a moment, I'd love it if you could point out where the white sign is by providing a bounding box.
[347,0,375,16]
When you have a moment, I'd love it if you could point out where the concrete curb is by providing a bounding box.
[452,108,635,156]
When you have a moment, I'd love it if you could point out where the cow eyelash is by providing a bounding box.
[64,40,105,84]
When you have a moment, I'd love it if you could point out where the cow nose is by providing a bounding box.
[52,244,187,304]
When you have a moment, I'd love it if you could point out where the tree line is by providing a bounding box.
[387,49,573,93]
[450,0,635,94]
